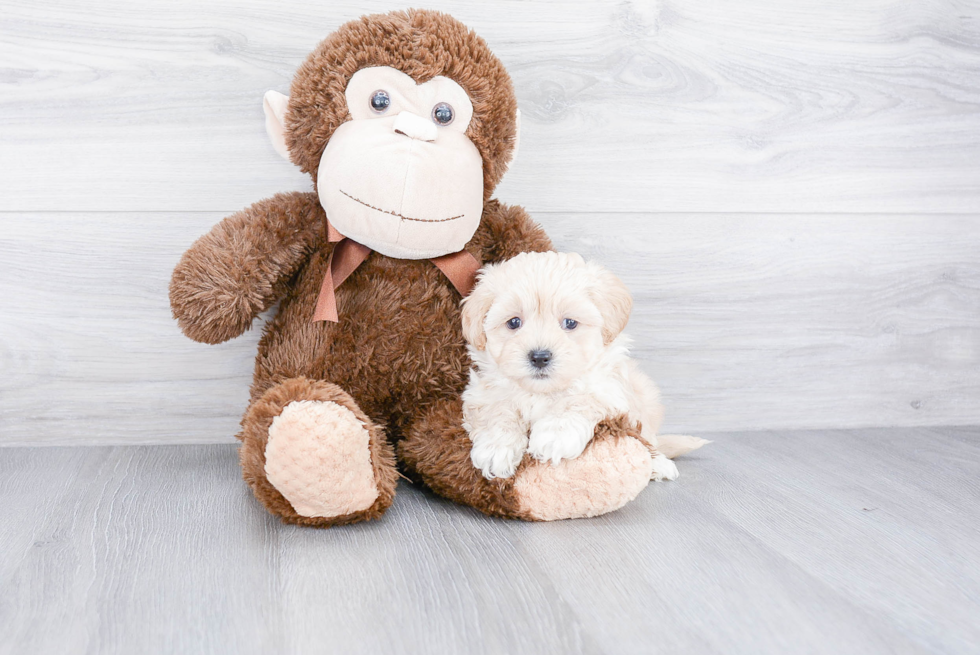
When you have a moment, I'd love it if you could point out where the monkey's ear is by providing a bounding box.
[502,108,521,174]
[263,90,291,160]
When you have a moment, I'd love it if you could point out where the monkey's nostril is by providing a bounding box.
[392,111,437,142]
[528,349,552,369]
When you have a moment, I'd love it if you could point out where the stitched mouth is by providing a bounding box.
[339,190,464,223]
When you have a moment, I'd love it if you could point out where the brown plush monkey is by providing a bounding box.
[170,10,656,527]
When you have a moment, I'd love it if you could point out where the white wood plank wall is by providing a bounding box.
[1,0,978,444]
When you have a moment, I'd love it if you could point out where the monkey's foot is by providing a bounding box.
[239,378,397,527]
[512,424,654,521]
[401,402,653,522]
[265,400,378,517]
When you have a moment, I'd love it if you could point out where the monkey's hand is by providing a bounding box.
[169,191,322,344]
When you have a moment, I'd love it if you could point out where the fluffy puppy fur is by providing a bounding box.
[461,252,704,480]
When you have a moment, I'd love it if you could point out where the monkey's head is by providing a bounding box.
[263,10,520,260]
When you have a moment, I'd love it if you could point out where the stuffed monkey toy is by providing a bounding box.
[170,9,658,526]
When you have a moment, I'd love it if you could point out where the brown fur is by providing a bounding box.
[397,397,523,518]
[170,10,646,526]
[285,9,517,200]
[169,192,323,345]
[239,377,397,527]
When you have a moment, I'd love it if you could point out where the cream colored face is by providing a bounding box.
[316,66,484,259]
[483,284,607,394]
[461,252,635,394]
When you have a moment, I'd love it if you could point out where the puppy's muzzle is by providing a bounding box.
[528,349,552,369]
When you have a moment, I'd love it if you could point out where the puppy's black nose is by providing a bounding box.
[528,349,552,369]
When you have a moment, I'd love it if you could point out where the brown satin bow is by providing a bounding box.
[312,219,481,322]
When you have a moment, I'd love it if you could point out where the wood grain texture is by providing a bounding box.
[1,0,978,213]
[0,212,977,444]
[1,426,978,654]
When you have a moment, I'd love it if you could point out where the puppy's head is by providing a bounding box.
[461,251,633,393]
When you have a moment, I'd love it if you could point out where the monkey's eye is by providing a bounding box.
[432,102,454,126]
[506,317,522,330]
[562,318,578,330]
[370,90,391,113]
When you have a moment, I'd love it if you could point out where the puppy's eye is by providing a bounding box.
[370,90,391,113]
[562,318,578,330]
[506,317,522,330]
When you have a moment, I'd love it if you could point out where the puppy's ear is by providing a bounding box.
[590,265,633,345]
[460,275,496,350]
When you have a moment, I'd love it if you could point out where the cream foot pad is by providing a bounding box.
[264,400,378,518]
[514,438,654,521]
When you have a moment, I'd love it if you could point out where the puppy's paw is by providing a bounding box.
[650,453,679,481]
[470,435,526,480]
[528,415,595,466]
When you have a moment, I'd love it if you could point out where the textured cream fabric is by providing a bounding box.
[514,438,654,521]
[264,400,378,518]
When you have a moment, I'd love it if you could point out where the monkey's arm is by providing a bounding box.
[470,200,553,264]
[169,191,324,344]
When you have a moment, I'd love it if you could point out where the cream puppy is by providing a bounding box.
[461,251,705,480]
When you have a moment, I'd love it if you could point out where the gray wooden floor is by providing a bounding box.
[2,427,978,655]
